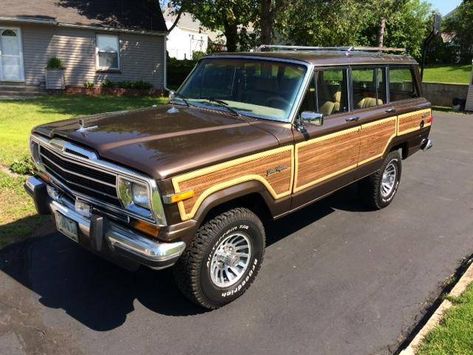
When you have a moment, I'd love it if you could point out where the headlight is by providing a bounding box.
[131,182,150,209]
[117,177,150,210]
[117,177,167,226]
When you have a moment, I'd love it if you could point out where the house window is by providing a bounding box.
[96,34,120,70]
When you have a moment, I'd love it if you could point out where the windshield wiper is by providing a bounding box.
[170,92,191,107]
[202,97,242,117]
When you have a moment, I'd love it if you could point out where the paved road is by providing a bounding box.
[1,112,473,355]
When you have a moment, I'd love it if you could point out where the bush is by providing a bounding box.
[192,51,206,60]
[100,80,153,90]
[46,57,64,69]
[101,79,115,88]
[10,156,34,175]
[167,58,198,89]
[83,81,95,89]
[115,80,153,90]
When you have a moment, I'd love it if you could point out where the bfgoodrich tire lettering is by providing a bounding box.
[361,150,402,209]
[173,208,265,309]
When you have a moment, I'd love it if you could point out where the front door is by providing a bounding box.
[293,68,361,199]
[0,28,24,81]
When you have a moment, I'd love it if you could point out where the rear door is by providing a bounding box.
[293,67,362,205]
[389,65,432,136]
[351,66,397,169]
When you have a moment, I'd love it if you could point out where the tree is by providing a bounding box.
[258,0,288,45]
[277,0,367,46]
[168,0,256,52]
[276,0,431,60]
[444,0,473,63]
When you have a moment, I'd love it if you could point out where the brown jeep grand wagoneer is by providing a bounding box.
[26,46,433,309]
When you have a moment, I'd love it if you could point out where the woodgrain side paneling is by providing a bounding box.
[294,127,360,192]
[398,109,432,135]
[172,146,294,220]
[358,117,397,165]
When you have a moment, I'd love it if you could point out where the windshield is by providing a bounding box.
[177,58,308,122]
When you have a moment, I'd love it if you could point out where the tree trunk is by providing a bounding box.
[378,17,386,47]
[260,0,273,45]
[224,21,238,52]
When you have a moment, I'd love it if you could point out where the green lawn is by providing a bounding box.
[418,283,473,354]
[0,95,166,248]
[423,65,472,85]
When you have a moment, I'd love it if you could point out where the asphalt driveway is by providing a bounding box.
[1,111,472,355]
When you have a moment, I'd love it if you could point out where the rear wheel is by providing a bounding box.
[360,150,402,209]
[173,207,265,309]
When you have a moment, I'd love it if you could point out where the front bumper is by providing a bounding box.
[25,176,186,270]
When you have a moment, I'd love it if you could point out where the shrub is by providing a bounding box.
[192,51,206,61]
[10,156,34,175]
[101,79,115,88]
[84,81,95,89]
[167,58,197,89]
[100,80,153,90]
[46,57,64,69]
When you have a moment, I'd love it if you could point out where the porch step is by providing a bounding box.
[0,84,46,97]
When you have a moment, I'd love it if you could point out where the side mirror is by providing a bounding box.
[301,111,324,126]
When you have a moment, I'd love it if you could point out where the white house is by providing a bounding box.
[164,9,222,60]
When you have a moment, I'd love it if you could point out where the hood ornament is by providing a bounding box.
[77,118,98,133]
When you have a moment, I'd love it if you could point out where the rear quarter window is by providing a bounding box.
[389,67,419,101]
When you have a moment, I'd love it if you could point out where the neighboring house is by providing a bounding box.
[0,0,168,90]
[164,9,222,60]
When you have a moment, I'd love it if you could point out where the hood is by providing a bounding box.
[33,105,283,179]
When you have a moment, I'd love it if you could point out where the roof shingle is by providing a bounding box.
[0,0,167,32]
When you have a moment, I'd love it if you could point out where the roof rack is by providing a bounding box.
[256,45,407,54]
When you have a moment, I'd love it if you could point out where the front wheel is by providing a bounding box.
[360,150,402,209]
[173,207,265,309]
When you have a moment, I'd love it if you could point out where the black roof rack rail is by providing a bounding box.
[256,45,407,54]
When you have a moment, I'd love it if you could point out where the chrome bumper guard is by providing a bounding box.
[25,176,186,270]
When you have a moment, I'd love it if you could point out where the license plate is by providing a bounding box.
[55,213,79,243]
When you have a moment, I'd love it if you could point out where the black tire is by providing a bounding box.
[360,150,402,209]
[173,207,265,309]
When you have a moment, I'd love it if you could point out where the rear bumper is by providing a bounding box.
[420,138,433,151]
[25,176,186,270]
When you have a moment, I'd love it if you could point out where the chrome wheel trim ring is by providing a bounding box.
[210,232,252,288]
[381,161,397,198]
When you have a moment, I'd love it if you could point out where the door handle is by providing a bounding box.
[345,116,360,122]
[385,108,396,113]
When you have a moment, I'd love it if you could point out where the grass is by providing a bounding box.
[423,65,472,85]
[0,171,48,248]
[418,283,473,354]
[0,95,166,167]
[0,95,167,248]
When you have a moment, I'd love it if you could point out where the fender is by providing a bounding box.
[192,180,290,224]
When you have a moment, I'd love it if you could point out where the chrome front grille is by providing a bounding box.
[39,145,122,207]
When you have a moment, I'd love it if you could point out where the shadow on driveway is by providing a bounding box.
[0,184,367,331]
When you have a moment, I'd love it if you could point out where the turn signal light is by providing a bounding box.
[163,190,195,204]
[427,115,433,124]
[133,220,160,238]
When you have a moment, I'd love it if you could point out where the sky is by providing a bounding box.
[428,0,462,15]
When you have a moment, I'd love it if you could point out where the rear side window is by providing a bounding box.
[351,67,387,109]
[389,67,419,101]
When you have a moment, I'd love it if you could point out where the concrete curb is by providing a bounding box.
[400,261,473,354]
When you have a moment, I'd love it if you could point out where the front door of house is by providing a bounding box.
[0,28,24,81]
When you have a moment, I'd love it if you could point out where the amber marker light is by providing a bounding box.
[163,190,195,204]
[133,220,160,238]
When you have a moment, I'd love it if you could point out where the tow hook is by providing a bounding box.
[420,138,433,151]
